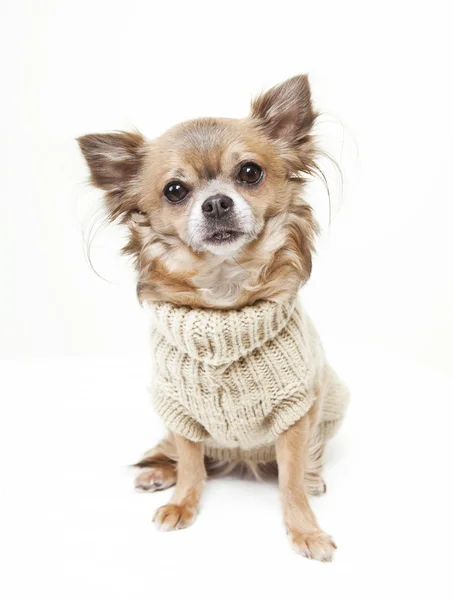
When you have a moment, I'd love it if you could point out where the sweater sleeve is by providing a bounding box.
[265,381,317,439]
[152,389,210,443]
[319,362,350,438]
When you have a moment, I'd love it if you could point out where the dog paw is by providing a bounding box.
[153,504,197,532]
[134,466,176,493]
[288,529,336,562]
[305,474,327,496]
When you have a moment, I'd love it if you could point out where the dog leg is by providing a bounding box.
[276,411,336,561]
[153,434,206,531]
[305,430,327,495]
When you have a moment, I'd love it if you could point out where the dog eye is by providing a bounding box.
[164,181,189,203]
[238,163,263,184]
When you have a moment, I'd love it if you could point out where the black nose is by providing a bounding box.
[202,194,234,219]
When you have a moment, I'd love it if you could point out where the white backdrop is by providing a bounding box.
[2,0,453,372]
[2,2,453,599]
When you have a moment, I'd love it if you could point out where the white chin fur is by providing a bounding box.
[202,236,248,257]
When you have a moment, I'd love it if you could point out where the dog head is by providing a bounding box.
[78,75,319,307]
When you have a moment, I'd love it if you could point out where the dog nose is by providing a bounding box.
[202,195,234,219]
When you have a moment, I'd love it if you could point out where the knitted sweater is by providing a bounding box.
[149,298,349,461]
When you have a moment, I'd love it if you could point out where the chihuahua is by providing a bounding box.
[78,75,348,562]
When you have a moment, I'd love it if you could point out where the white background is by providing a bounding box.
[1,1,453,598]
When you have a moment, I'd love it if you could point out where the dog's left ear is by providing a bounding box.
[250,75,316,145]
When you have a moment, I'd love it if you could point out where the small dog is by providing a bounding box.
[78,75,349,562]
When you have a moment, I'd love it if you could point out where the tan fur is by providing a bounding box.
[276,402,336,561]
[152,434,206,531]
[134,428,327,492]
[134,436,178,492]
[79,75,339,560]
[78,77,318,309]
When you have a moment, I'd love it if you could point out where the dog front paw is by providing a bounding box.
[288,529,336,562]
[153,503,197,532]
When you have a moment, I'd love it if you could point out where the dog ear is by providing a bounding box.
[77,131,146,218]
[78,131,146,192]
[250,75,316,144]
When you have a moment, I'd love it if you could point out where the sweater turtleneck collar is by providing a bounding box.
[149,299,298,366]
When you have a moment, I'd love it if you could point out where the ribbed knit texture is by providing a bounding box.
[149,299,349,461]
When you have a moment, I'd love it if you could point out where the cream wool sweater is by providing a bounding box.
[149,298,349,461]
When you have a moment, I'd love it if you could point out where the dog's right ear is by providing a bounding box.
[78,130,146,190]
